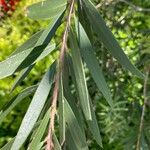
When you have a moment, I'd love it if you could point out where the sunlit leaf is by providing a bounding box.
[0,12,64,79]
[27,0,67,20]
[11,30,43,56]
[28,109,50,150]
[11,62,56,150]
[0,44,55,79]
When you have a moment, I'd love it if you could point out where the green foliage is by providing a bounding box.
[0,0,150,149]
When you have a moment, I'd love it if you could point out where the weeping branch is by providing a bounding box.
[46,0,74,150]
[136,68,149,150]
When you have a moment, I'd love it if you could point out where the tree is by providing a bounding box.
[0,0,146,149]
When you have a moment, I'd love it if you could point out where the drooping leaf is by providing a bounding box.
[11,30,43,56]
[0,85,37,125]
[64,54,102,147]
[78,23,113,107]
[64,98,89,150]
[81,0,144,79]
[35,13,65,46]
[28,109,50,150]
[27,0,67,20]
[11,62,56,150]
[66,130,78,150]
[35,142,45,150]
[65,49,102,147]
[63,56,85,131]
[87,99,103,147]
[11,64,35,92]
[53,133,62,150]
[0,44,55,79]
[69,30,92,120]
[58,76,65,144]
[0,12,64,79]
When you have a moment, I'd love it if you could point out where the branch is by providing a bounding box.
[46,0,74,150]
[119,0,150,12]
[136,68,150,150]
[96,0,150,12]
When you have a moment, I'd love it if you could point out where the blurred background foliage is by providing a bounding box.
[0,0,150,149]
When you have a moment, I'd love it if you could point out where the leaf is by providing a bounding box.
[27,0,67,20]
[78,23,113,107]
[66,130,78,150]
[0,85,37,125]
[28,109,50,150]
[69,30,92,120]
[53,134,62,150]
[0,44,55,79]
[11,64,34,92]
[81,0,144,79]
[0,138,15,150]
[58,76,65,144]
[35,14,65,46]
[64,98,89,150]
[63,56,86,131]
[35,142,45,150]
[11,30,43,56]
[65,53,102,147]
[87,99,103,147]
[11,62,56,150]
[0,12,64,79]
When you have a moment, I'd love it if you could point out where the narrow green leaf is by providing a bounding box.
[35,142,44,150]
[11,63,56,150]
[0,12,64,79]
[27,0,67,20]
[0,44,55,79]
[78,23,113,107]
[87,99,102,147]
[58,76,65,144]
[64,98,89,150]
[64,87,85,132]
[69,30,92,120]
[11,30,43,56]
[0,138,15,150]
[0,85,37,125]
[11,64,34,92]
[66,130,78,150]
[53,134,62,150]
[35,14,65,46]
[65,53,102,147]
[28,109,50,150]
[64,55,86,131]
[81,0,144,79]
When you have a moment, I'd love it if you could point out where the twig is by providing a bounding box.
[46,0,74,150]
[119,0,150,12]
[96,0,150,12]
[136,68,149,150]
